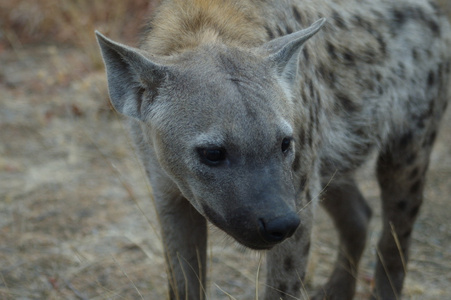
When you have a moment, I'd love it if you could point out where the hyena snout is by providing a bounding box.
[221,203,300,249]
[258,212,300,243]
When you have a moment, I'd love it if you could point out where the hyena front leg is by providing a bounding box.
[264,200,313,300]
[153,185,207,300]
[312,176,372,300]
[373,127,437,300]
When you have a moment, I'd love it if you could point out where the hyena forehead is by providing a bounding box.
[191,119,294,148]
[156,45,295,129]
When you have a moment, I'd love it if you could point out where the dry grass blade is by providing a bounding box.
[214,283,239,300]
[111,254,145,299]
[375,249,399,300]
[390,222,407,274]
[255,254,263,300]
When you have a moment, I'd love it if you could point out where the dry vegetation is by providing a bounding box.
[0,0,158,68]
[0,1,450,299]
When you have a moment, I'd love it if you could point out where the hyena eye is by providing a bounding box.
[281,138,292,153]
[198,147,227,165]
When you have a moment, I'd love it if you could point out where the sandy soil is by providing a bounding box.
[0,40,450,299]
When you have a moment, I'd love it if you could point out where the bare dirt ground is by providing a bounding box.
[1,4,451,300]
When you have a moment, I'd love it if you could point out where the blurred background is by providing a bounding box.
[0,1,450,299]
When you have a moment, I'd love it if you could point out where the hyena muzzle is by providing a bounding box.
[96,0,451,299]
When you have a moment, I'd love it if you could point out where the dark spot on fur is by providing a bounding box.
[398,62,406,78]
[286,26,294,34]
[393,9,406,25]
[277,26,285,37]
[332,10,347,29]
[353,14,364,26]
[427,70,435,87]
[427,19,440,36]
[405,153,417,165]
[343,50,355,65]
[427,101,435,117]
[410,179,422,194]
[412,49,419,60]
[363,48,378,64]
[278,283,288,295]
[292,281,302,292]
[397,200,407,211]
[425,130,437,147]
[302,47,309,61]
[308,130,313,147]
[337,93,358,112]
[390,6,440,37]
[293,152,301,172]
[416,101,434,129]
[305,189,312,203]
[300,88,307,104]
[377,35,387,56]
[399,131,413,148]
[292,6,302,24]
[327,42,337,59]
[299,175,307,191]
[402,228,413,239]
[303,240,311,256]
[284,256,294,272]
[353,128,366,138]
[352,15,375,34]
[410,204,421,218]
[318,63,336,86]
[376,73,382,82]
[265,26,275,40]
[307,79,315,98]
[410,167,420,179]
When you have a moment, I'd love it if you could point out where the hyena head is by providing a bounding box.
[96,19,325,249]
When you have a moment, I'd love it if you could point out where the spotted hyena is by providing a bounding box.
[96,0,451,299]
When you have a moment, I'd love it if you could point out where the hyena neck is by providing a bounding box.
[140,0,268,55]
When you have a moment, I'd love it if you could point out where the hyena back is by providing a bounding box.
[96,0,451,299]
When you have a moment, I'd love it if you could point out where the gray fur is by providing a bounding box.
[96,0,451,299]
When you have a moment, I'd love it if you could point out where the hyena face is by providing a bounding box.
[148,47,301,249]
[96,19,325,249]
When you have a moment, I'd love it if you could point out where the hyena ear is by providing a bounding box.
[95,31,168,121]
[261,18,326,84]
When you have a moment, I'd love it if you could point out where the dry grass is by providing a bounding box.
[0,0,158,69]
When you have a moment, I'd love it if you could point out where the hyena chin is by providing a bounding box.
[97,0,451,299]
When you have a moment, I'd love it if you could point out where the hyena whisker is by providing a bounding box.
[297,170,337,214]
[295,269,310,300]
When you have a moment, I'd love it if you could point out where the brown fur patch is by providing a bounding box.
[142,0,268,55]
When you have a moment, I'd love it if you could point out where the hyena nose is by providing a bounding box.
[259,213,300,243]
